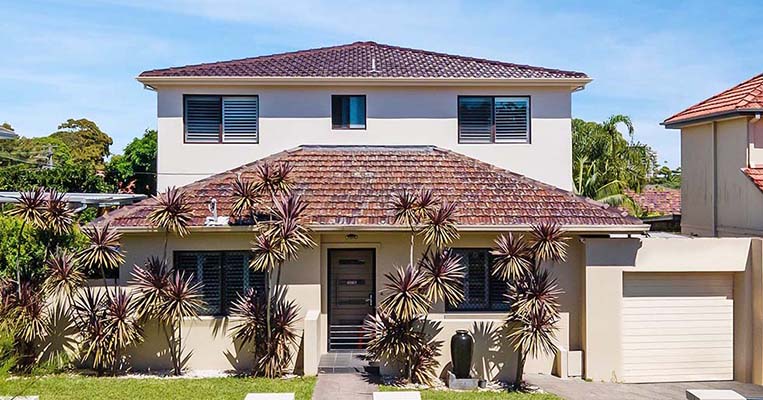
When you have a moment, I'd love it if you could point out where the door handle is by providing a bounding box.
[365,293,374,306]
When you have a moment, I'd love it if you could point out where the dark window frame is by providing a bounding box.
[457,95,531,144]
[183,94,260,144]
[331,94,367,130]
[446,247,509,312]
[173,250,267,317]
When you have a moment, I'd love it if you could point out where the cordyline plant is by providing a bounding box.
[491,223,568,389]
[363,188,464,385]
[148,186,193,261]
[78,222,125,288]
[6,187,46,295]
[136,187,205,376]
[228,162,314,377]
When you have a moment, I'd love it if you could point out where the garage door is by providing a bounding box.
[622,272,733,383]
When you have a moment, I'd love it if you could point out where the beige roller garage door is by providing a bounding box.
[622,272,733,383]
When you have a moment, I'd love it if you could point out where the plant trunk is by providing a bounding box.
[514,350,526,390]
[175,318,182,375]
[161,322,176,376]
[409,228,415,267]
[14,219,27,296]
[163,230,169,263]
[266,269,272,341]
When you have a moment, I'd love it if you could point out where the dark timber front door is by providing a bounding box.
[328,249,375,351]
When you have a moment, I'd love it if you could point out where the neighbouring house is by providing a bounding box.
[0,126,17,140]
[664,73,763,237]
[99,42,763,385]
[626,185,681,232]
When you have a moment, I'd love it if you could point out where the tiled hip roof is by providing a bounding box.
[664,73,763,127]
[102,145,643,231]
[139,41,588,80]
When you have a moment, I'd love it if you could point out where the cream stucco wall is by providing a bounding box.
[153,85,574,191]
[116,230,584,380]
[680,117,763,237]
[583,237,763,384]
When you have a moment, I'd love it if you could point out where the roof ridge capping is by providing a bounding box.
[138,41,589,81]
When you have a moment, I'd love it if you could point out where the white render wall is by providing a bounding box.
[153,85,575,190]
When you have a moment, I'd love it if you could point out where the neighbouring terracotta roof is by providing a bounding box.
[101,146,641,230]
[742,168,763,193]
[626,186,681,216]
[139,41,588,80]
[664,73,763,126]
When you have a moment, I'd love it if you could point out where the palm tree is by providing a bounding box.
[43,250,86,300]
[147,187,192,261]
[491,223,568,389]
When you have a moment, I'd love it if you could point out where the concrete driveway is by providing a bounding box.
[526,374,763,400]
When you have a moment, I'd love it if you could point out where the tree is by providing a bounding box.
[0,163,112,193]
[572,115,657,203]
[1,123,13,131]
[106,129,157,195]
[50,119,112,169]
[651,165,681,189]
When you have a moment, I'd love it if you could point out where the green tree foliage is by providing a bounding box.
[0,214,88,282]
[50,119,112,169]
[0,164,112,193]
[572,115,658,205]
[106,129,157,195]
[651,165,681,189]
[1,123,13,131]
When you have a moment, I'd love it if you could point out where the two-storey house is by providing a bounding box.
[100,42,763,386]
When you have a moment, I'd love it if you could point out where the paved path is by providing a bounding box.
[527,374,763,400]
[312,373,378,400]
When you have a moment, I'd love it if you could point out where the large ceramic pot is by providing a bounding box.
[451,329,473,379]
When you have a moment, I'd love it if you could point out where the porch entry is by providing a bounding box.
[328,248,375,351]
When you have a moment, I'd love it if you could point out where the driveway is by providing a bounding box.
[526,374,763,400]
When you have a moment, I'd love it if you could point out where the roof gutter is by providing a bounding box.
[662,109,763,129]
[135,76,592,89]
[114,223,649,235]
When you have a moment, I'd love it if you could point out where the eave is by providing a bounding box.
[136,75,592,90]
[114,223,649,235]
[662,109,763,129]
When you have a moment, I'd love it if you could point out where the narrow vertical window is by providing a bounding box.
[332,95,366,129]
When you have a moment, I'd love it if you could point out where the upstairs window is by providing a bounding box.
[446,248,509,312]
[332,95,366,129]
[458,96,530,144]
[184,95,259,143]
[174,251,267,316]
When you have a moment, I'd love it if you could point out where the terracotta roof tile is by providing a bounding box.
[102,146,641,230]
[139,41,588,80]
[743,168,763,193]
[664,73,763,126]
[626,186,681,216]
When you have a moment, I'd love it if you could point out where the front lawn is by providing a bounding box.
[0,375,316,400]
[380,386,560,400]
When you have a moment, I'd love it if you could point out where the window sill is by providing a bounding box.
[439,312,508,320]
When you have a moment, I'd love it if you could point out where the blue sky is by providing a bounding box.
[2,0,762,167]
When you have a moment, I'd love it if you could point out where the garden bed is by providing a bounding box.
[380,385,561,400]
[0,375,316,400]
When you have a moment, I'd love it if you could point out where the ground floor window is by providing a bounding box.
[446,248,509,312]
[173,251,267,316]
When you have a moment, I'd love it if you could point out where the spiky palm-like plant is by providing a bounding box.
[43,189,74,236]
[43,250,86,300]
[419,250,464,306]
[229,288,299,378]
[147,187,192,260]
[379,265,429,322]
[231,175,261,224]
[492,222,568,389]
[72,287,110,374]
[254,162,294,197]
[130,257,172,319]
[6,187,46,295]
[419,201,459,251]
[78,222,124,287]
[103,289,143,374]
[160,270,205,376]
[491,233,532,281]
[13,282,50,368]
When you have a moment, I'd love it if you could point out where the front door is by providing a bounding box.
[328,249,375,351]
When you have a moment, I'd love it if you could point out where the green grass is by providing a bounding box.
[0,375,316,400]
[380,385,560,400]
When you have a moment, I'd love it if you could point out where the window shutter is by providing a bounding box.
[458,97,493,143]
[175,252,222,315]
[185,96,222,143]
[222,97,258,143]
[494,97,529,143]
[223,252,249,313]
